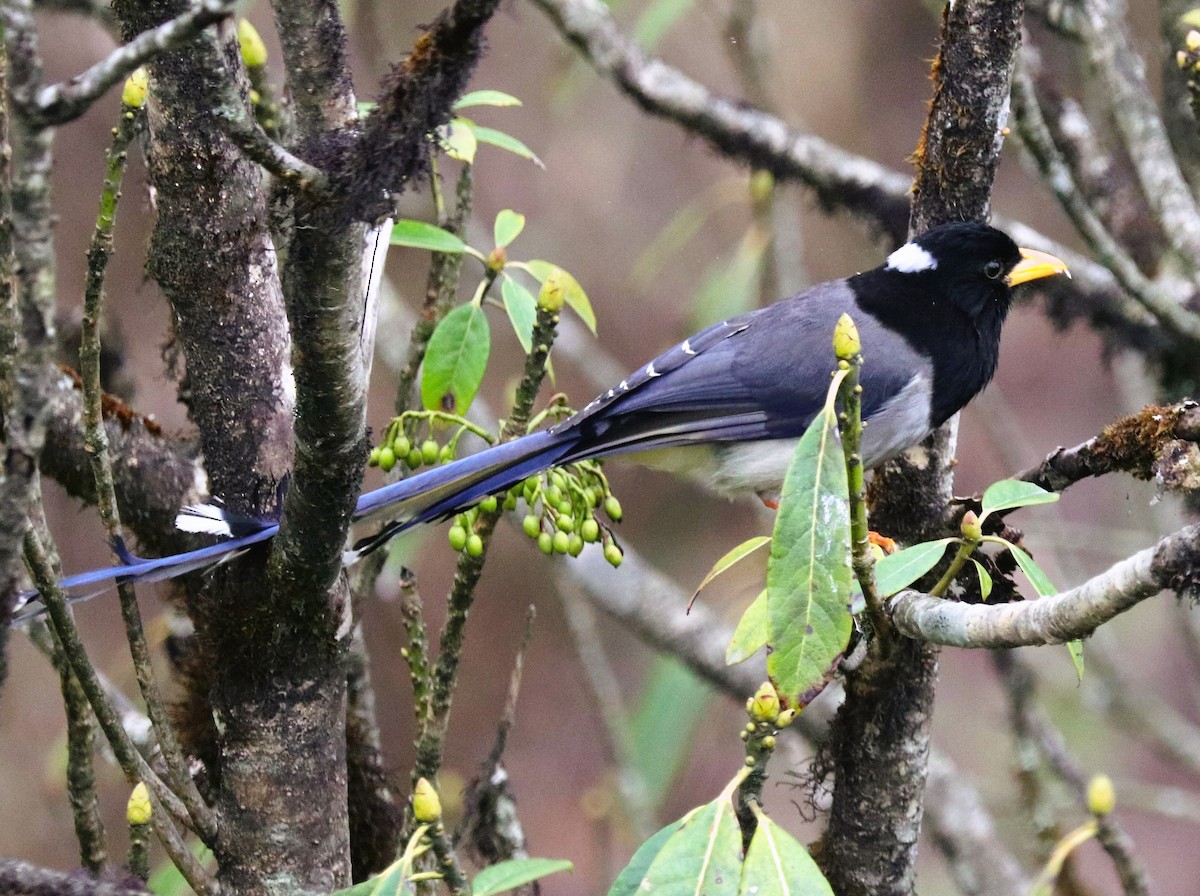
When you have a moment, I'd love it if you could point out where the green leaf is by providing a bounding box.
[390,220,467,254]
[607,820,681,896]
[634,0,696,48]
[630,658,712,807]
[323,856,408,896]
[740,811,834,896]
[726,589,768,666]
[500,277,537,355]
[873,538,956,597]
[494,209,526,248]
[627,798,742,896]
[766,374,853,702]
[971,559,993,601]
[1004,540,1084,680]
[421,303,491,415]
[454,89,523,109]
[473,858,573,896]
[467,123,545,168]
[695,536,771,600]
[436,118,478,164]
[980,479,1059,521]
[527,260,596,334]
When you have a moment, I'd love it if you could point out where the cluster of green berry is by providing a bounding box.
[514,465,624,566]
[367,412,489,474]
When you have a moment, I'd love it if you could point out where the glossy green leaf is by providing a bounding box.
[454,89,523,109]
[630,658,712,807]
[766,372,853,702]
[972,559,993,602]
[467,123,544,168]
[436,118,477,164]
[626,798,742,896]
[740,810,834,896]
[500,277,537,354]
[727,589,768,666]
[390,220,467,254]
[980,479,1059,521]
[323,855,408,896]
[494,209,526,248]
[695,536,771,600]
[473,858,573,896]
[607,819,683,896]
[527,260,596,333]
[873,538,955,597]
[421,303,491,415]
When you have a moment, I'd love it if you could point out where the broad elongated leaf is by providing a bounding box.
[494,209,526,248]
[527,260,596,333]
[726,589,768,666]
[421,303,491,415]
[467,123,544,167]
[436,119,477,163]
[620,797,742,896]
[980,480,1059,520]
[766,373,852,702]
[390,220,467,254]
[473,858,572,896]
[695,536,771,599]
[971,559,993,601]
[500,277,537,354]
[740,811,834,896]
[873,538,955,597]
[454,89,523,109]
[607,819,684,896]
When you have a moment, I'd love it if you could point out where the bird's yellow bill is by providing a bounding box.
[1007,247,1071,286]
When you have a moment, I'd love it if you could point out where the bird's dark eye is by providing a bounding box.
[983,260,1004,280]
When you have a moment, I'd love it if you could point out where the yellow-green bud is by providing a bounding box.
[377,445,396,472]
[960,509,982,542]
[552,530,570,554]
[538,273,565,312]
[833,313,861,360]
[761,735,776,749]
[479,494,498,514]
[122,68,149,109]
[1087,774,1116,816]
[748,682,781,722]
[538,532,554,554]
[238,20,269,68]
[127,782,152,826]
[603,495,622,521]
[775,708,797,728]
[412,777,442,823]
[466,533,484,557]
[581,518,600,542]
[604,543,623,567]
[1188,29,1200,51]
[448,525,468,551]
[749,169,774,204]
[487,246,507,272]
[421,439,440,465]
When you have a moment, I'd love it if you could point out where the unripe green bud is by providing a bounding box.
[538,532,554,554]
[412,777,442,823]
[479,495,498,514]
[127,782,152,826]
[238,19,269,68]
[552,530,570,554]
[523,514,541,539]
[604,496,622,521]
[581,518,600,542]
[761,735,776,749]
[122,68,149,109]
[487,245,507,272]
[538,272,565,312]
[748,682,781,722]
[448,525,467,551]
[555,513,574,533]
[775,708,797,728]
[568,533,584,557]
[378,445,396,472]
[960,509,982,542]
[405,447,422,469]
[368,446,381,467]
[1087,774,1116,816]
[1188,29,1200,51]
[604,543,623,567]
[394,436,411,458]
[439,445,455,464]
[545,484,563,506]
[557,500,573,517]
[466,534,484,557]
[503,493,518,511]
[833,313,861,360]
[421,439,440,465]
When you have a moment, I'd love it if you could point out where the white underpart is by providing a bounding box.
[886,242,938,273]
[175,503,233,538]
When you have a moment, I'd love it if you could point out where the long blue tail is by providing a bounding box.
[12,428,574,623]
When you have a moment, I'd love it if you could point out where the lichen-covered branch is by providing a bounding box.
[890,524,1200,647]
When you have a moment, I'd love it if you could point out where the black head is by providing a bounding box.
[850,222,1068,425]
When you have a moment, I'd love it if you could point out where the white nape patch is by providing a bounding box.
[886,242,938,274]
[175,504,233,538]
